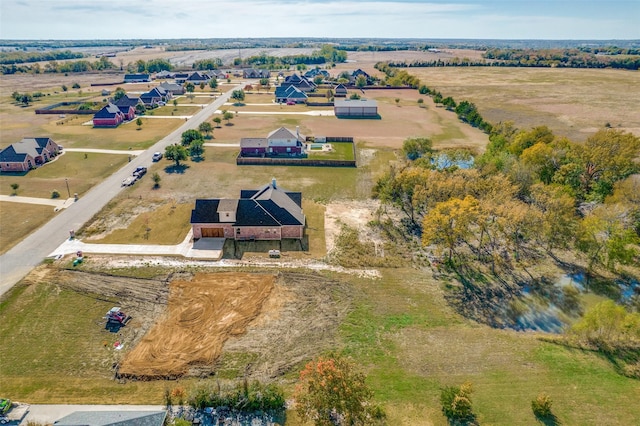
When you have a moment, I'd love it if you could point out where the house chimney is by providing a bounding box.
[272,177,277,189]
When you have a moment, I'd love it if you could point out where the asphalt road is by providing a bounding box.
[0,84,243,296]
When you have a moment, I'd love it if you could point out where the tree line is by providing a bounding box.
[0,49,84,65]
[2,56,115,75]
[376,48,640,70]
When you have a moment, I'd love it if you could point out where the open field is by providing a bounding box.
[408,67,640,141]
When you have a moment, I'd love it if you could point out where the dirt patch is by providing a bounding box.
[118,272,275,379]
[325,199,381,254]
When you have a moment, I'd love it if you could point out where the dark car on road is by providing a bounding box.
[133,166,147,178]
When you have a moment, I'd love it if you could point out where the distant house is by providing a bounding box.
[186,71,210,84]
[334,99,378,118]
[352,68,372,84]
[140,87,171,107]
[191,179,305,241]
[304,68,330,80]
[174,73,190,84]
[333,83,348,97]
[159,82,185,95]
[280,73,316,92]
[114,94,142,108]
[243,68,271,79]
[93,103,126,127]
[53,410,167,426]
[154,70,174,79]
[240,126,305,157]
[124,73,151,83]
[0,137,60,172]
[274,85,308,103]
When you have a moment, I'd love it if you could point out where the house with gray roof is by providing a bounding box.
[53,410,166,426]
[0,137,60,172]
[191,179,305,241]
[124,73,151,83]
[274,85,308,103]
[159,82,185,95]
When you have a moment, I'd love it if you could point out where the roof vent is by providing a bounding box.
[272,177,277,189]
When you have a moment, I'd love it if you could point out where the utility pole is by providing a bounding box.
[65,178,71,198]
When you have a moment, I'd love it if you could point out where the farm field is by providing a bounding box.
[408,67,640,141]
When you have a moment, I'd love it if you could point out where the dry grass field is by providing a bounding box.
[408,67,640,141]
[0,202,56,254]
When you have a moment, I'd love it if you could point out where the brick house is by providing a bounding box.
[191,179,305,241]
[93,103,126,127]
[240,127,305,157]
[0,137,60,172]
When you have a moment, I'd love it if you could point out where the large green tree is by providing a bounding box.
[181,129,202,146]
[165,144,188,167]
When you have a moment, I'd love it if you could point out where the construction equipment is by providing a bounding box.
[105,307,130,326]
[0,399,10,415]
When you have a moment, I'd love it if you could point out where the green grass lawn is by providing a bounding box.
[149,105,203,116]
[0,202,56,254]
[339,269,640,425]
[42,116,185,150]
[0,152,129,198]
[307,142,356,161]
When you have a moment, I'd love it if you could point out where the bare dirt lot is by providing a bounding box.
[119,272,275,378]
[50,268,352,381]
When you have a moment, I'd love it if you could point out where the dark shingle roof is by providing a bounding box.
[53,410,166,426]
[0,145,28,163]
[94,103,122,118]
[192,182,304,227]
[115,95,141,107]
[191,199,220,223]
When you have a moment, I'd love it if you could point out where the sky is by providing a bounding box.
[1,0,638,40]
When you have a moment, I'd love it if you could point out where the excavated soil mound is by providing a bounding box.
[118,272,275,379]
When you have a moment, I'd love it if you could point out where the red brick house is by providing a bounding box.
[0,137,60,172]
[191,179,305,241]
[93,103,125,127]
[240,127,305,157]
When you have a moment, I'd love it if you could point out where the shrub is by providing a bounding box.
[531,392,553,418]
[441,382,476,424]
[51,190,60,199]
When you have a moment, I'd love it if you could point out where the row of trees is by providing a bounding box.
[0,49,84,65]
[134,58,172,73]
[2,56,116,75]
[380,54,640,70]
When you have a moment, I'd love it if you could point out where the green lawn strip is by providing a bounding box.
[45,118,183,150]
[0,283,115,379]
[149,105,202,116]
[530,343,640,425]
[307,142,355,161]
[0,202,56,254]
[0,152,129,197]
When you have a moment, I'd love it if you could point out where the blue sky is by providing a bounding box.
[1,0,638,40]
